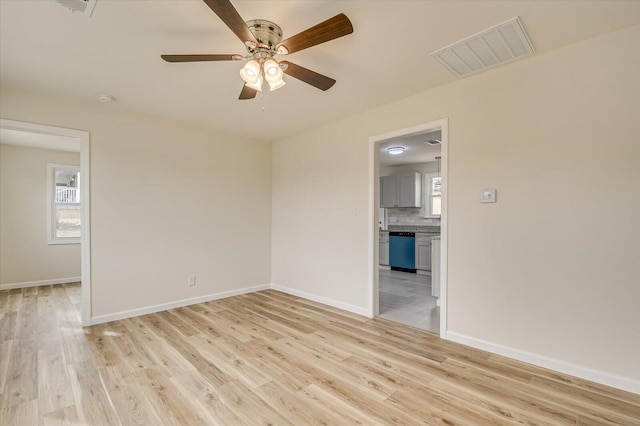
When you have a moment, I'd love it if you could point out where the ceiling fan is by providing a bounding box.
[161,0,354,100]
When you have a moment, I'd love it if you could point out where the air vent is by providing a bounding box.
[426,139,441,146]
[431,17,534,77]
[54,0,97,16]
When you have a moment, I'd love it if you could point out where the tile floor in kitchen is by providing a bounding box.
[378,268,440,334]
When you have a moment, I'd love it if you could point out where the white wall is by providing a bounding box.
[0,143,80,285]
[0,89,272,319]
[272,24,640,385]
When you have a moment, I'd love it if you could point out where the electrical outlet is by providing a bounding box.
[188,275,196,287]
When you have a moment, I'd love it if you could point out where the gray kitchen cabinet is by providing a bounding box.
[380,176,397,208]
[415,234,432,271]
[379,231,389,266]
[380,172,421,208]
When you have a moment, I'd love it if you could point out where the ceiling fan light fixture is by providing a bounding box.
[263,59,280,77]
[244,74,263,91]
[268,79,286,91]
[240,60,261,83]
[387,147,405,155]
[160,1,354,101]
[263,58,285,90]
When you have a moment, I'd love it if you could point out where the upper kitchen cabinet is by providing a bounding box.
[380,172,421,208]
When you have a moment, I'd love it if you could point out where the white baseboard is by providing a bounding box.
[446,331,640,395]
[270,283,370,317]
[0,276,81,291]
[90,284,270,325]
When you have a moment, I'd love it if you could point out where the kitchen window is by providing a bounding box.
[47,163,81,244]
[424,172,441,218]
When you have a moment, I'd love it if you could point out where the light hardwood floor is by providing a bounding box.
[1,283,639,425]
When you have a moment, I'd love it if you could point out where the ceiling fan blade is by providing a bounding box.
[202,0,257,44]
[161,54,240,62]
[280,61,336,91]
[239,85,257,100]
[277,13,353,54]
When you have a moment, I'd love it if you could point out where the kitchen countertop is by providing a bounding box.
[380,226,440,233]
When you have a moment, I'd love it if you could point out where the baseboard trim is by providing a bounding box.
[90,284,270,325]
[0,276,81,290]
[447,331,640,395]
[270,284,369,317]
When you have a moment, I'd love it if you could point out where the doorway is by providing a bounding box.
[0,119,91,325]
[369,118,448,336]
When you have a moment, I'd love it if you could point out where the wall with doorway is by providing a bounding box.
[0,88,272,321]
[272,24,640,387]
[0,143,80,285]
[381,161,441,227]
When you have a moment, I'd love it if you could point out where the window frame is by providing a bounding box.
[424,171,442,218]
[47,163,81,245]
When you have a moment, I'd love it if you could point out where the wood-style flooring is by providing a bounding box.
[1,283,639,425]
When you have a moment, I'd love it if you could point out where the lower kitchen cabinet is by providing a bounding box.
[415,234,432,271]
[379,231,389,266]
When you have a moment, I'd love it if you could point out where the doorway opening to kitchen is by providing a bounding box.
[369,118,448,336]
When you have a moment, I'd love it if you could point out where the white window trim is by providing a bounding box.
[47,163,80,245]
[424,172,442,218]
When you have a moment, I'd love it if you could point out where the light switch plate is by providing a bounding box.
[481,189,497,203]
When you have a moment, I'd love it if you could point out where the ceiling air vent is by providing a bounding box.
[54,0,97,16]
[431,17,534,77]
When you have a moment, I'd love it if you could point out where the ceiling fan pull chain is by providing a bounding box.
[261,91,265,113]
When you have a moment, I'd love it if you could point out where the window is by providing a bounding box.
[47,163,81,244]
[424,172,441,218]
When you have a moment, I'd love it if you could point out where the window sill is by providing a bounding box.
[48,238,80,245]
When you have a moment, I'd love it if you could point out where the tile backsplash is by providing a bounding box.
[386,207,441,227]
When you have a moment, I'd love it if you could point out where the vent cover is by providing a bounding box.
[54,0,97,16]
[431,17,534,77]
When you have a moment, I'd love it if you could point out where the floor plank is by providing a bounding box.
[0,283,638,425]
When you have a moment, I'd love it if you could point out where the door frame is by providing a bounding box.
[368,117,449,337]
[0,119,92,326]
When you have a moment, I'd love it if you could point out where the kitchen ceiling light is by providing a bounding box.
[387,147,405,155]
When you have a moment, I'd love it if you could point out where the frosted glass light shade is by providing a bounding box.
[244,74,263,91]
[263,59,280,78]
[240,60,262,85]
[263,59,285,91]
[268,79,286,91]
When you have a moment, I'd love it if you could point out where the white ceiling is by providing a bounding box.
[0,128,80,152]
[379,130,441,167]
[1,1,639,142]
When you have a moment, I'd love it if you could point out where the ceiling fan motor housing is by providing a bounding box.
[244,19,283,55]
